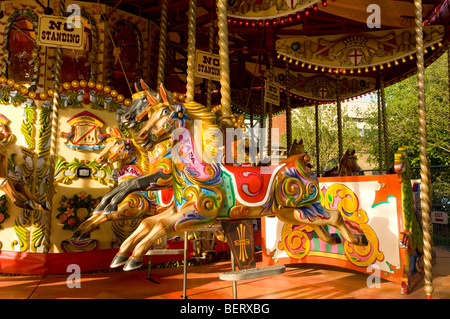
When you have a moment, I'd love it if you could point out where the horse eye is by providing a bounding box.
[162,108,170,116]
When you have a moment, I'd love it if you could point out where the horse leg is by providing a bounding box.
[123,206,216,271]
[72,214,106,240]
[277,213,341,245]
[73,193,157,241]
[110,205,176,268]
[102,171,169,214]
[12,180,50,211]
[92,181,132,214]
[0,178,36,211]
[323,208,368,246]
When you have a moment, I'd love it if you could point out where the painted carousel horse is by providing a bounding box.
[288,138,306,156]
[101,84,368,271]
[323,149,362,177]
[119,79,155,129]
[0,121,49,211]
[72,88,175,240]
[288,139,313,170]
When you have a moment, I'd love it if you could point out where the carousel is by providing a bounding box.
[0,0,448,300]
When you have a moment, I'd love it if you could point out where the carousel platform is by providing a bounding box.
[1,247,449,300]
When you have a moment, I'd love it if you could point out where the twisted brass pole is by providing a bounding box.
[157,0,168,86]
[315,103,320,177]
[380,76,390,173]
[44,0,66,253]
[185,0,197,102]
[377,80,383,174]
[267,57,273,159]
[415,0,433,299]
[336,73,342,160]
[217,0,233,128]
[285,61,292,153]
[206,16,214,109]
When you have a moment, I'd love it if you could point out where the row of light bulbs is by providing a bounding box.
[277,41,443,74]
[227,0,335,27]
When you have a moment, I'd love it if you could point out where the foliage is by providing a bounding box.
[281,103,364,172]
[361,52,450,168]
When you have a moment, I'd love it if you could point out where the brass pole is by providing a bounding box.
[285,61,292,153]
[380,76,390,173]
[336,74,342,160]
[206,15,214,109]
[377,81,383,174]
[260,78,265,129]
[44,0,66,253]
[415,0,433,298]
[268,102,272,161]
[315,103,320,177]
[156,0,168,86]
[217,0,233,128]
[185,0,197,102]
[267,57,273,159]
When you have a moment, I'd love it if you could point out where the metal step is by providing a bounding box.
[146,249,185,256]
[219,265,286,281]
[195,225,223,232]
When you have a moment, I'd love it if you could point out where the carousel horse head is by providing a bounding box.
[288,138,306,156]
[134,84,178,149]
[120,79,155,128]
[339,149,361,176]
[288,139,313,169]
[135,84,221,165]
[96,127,133,168]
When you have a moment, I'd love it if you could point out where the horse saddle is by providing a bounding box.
[221,164,286,206]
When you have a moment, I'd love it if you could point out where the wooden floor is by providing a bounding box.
[1,247,449,300]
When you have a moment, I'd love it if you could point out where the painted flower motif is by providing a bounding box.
[78,192,88,200]
[65,207,74,216]
[56,193,102,231]
[170,103,190,127]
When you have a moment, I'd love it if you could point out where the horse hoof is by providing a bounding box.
[78,232,91,241]
[357,234,368,246]
[70,231,81,240]
[123,257,143,271]
[92,205,106,214]
[40,201,50,211]
[110,253,128,268]
[331,233,342,245]
[15,200,36,211]
[104,204,118,214]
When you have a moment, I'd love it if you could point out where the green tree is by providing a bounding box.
[281,103,364,173]
[361,52,449,168]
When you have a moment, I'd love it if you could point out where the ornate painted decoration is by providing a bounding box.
[228,0,320,20]
[1,9,41,90]
[276,26,444,71]
[54,156,118,186]
[0,195,8,230]
[270,67,376,101]
[56,192,102,231]
[61,111,108,151]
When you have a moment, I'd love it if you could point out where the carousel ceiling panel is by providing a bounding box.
[276,25,445,71]
[227,0,320,20]
[268,67,376,101]
[310,0,437,28]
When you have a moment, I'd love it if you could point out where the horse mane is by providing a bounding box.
[183,101,223,161]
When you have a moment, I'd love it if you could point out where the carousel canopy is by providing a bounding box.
[94,0,449,114]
